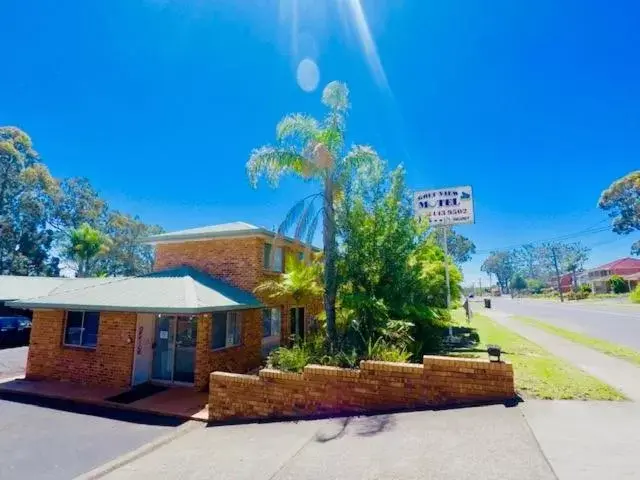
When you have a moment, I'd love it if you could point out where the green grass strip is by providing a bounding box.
[515,316,640,368]
[445,311,625,401]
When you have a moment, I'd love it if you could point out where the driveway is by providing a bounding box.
[103,405,555,480]
[0,394,188,480]
[489,297,640,350]
[0,345,27,379]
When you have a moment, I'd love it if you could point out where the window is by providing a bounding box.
[211,311,242,350]
[64,311,100,348]
[297,251,305,263]
[262,308,281,338]
[263,244,284,272]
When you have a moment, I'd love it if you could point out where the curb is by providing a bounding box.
[74,420,204,479]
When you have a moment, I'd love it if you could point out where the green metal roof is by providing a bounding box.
[0,276,111,301]
[6,267,263,314]
[143,220,321,251]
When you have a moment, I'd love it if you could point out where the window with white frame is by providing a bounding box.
[262,308,281,338]
[211,311,242,350]
[64,311,100,348]
[263,244,284,272]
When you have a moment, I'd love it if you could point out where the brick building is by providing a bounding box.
[8,222,322,391]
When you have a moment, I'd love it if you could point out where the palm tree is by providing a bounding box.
[66,223,110,277]
[246,81,380,346]
[254,254,323,306]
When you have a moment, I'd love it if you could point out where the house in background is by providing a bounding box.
[7,222,322,391]
[577,257,640,293]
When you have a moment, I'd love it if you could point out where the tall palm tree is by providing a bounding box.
[246,81,380,346]
[66,223,110,277]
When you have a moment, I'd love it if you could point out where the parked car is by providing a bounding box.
[0,316,31,347]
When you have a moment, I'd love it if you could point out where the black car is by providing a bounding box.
[0,316,31,347]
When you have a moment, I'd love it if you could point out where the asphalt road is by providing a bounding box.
[488,297,640,350]
[0,394,184,480]
[0,345,27,379]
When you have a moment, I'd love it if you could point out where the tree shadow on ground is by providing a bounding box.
[314,413,396,443]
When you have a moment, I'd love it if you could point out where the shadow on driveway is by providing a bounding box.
[0,390,186,427]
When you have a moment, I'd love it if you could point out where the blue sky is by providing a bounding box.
[1,0,638,284]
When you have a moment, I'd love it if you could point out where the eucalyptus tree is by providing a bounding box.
[246,81,380,346]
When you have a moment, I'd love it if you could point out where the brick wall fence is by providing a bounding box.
[209,356,515,422]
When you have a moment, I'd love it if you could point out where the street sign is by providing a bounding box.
[413,185,475,225]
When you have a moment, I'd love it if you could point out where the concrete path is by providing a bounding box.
[522,400,640,480]
[484,309,640,401]
[100,405,556,480]
[483,308,640,479]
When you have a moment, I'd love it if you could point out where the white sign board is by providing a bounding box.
[414,185,475,225]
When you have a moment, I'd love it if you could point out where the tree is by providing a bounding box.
[92,211,163,276]
[247,81,380,346]
[427,227,476,264]
[510,274,527,293]
[336,157,460,354]
[65,223,110,277]
[0,127,60,275]
[513,244,542,279]
[539,242,590,294]
[598,170,640,256]
[51,177,107,231]
[527,278,546,294]
[255,254,323,306]
[481,251,515,293]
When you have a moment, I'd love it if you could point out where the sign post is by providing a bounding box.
[413,186,475,310]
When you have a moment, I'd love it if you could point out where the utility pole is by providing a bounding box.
[551,246,564,303]
[442,224,451,308]
[478,277,483,296]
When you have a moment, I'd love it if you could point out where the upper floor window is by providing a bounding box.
[211,311,242,350]
[263,244,284,272]
[64,311,100,348]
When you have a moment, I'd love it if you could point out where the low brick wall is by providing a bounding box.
[209,356,515,422]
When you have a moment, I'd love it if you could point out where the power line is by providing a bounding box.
[475,222,611,254]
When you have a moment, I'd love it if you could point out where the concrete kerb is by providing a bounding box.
[74,420,204,480]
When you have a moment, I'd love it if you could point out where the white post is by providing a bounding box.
[442,224,451,308]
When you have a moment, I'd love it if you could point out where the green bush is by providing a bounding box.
[566,290,589,301]
[631,286,640,304]
[267,344,314,373]
[580,283,592,294]
[609,275,629,294]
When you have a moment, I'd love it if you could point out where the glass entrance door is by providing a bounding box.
[152,315,197,384]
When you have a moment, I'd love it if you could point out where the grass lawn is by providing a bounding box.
[444,310,625,401]
[514,316,640,368]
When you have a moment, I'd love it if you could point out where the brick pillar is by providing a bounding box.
[194,313,211,391]
[26,310,65,380]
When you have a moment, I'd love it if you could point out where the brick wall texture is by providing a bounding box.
[209,356,515,421]
[194,310,263,390]
[26,310,136,389]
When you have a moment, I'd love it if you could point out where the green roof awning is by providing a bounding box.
[6,267,263,314]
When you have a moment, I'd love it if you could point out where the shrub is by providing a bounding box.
[268,344,314,373]
[631,285,640,304]
[566,290,589,301]
[609,275,629,294]
[580,283,592,294]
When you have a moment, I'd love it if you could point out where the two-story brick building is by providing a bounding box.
[8,222,322,391]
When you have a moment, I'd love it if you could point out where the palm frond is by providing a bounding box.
[246,147,313,188]
[322,81,350,112]
[276,114,320,145]
[305,207,323,247]
[278,197,309,236]
[341,145,380,170]
[294,199,317,241]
